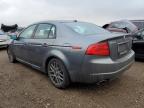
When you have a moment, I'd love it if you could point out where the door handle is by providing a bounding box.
[42,43,48,47]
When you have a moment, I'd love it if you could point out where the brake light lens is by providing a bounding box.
[86,42,110,56]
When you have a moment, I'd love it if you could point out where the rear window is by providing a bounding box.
[64,22,110,36]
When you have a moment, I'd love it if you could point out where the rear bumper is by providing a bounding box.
[72,50,135,83]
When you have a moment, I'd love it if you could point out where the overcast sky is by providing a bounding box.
[0,0,144,27]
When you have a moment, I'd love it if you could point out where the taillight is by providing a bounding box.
[86,41,110,56]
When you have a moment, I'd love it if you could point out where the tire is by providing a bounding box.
[47,58,70,89]
[7,48,16,63]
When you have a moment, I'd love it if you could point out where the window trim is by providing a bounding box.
[33,23,57,39]
[48,25,56,39]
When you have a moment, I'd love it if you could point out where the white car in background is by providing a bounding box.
[0,30,11,48]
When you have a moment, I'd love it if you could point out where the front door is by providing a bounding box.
[13,24,37,62]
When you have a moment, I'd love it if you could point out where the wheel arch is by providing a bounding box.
[43,50,71,75]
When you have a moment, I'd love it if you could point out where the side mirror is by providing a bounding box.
[10,35,17,40]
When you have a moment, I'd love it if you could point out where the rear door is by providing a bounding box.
[13,25,37,61]
[26,23,56,67]
[133,30,144,56]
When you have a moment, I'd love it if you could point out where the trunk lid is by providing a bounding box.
[108,35,132,60]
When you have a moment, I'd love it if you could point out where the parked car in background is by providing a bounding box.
[132,28,144,58]
[103,24,127,33]
[7,27,24,38]
[103,20,138,33]
[7,31,18,38]
[131,20,144,30]
[0,30,11,48]
[7,20,134,88]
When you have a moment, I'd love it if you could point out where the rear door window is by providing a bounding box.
[34,24,56,39]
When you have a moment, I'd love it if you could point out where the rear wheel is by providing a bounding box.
[7,48,16,63]
[47,58,70,89]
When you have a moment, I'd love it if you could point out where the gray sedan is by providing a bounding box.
[7,20,135,88]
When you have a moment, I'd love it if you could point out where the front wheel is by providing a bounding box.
[48,58,70,89]
[7,48,16,63]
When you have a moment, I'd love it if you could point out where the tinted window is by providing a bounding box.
[35,24,54,39]
[64,22,110,36]
[140,29,144,36]
[136,30,144,39]
[19,25,36,39]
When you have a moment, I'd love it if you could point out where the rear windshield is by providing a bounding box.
[64,22,110,36]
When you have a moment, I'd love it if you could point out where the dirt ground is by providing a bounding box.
[0,49,144,108]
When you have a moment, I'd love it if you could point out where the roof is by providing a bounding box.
[33,20,79,25]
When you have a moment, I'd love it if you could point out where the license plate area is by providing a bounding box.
[118,41,129,55]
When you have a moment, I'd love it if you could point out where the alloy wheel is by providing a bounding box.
[48,59,64,86]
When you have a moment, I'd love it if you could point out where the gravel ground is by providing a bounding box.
[0,49,144,108]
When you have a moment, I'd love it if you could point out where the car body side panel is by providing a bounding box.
[8,21,135,83]
[22,39,55,67]
[41,45,86,81]
[12,39,29,61]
